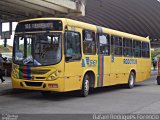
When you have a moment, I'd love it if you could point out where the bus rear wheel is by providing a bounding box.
[127,72,135,88]
[80,75,90,97]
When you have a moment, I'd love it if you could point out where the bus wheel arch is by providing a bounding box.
[127,70,136,88]
[131,69,136,80]
[80,71,95,97]
[84,71,96,88]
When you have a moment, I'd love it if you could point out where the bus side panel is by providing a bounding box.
[95,55,111,87]
[136,59,143,81]
[110,57,128,85]
[64,61,83,91]
[123,57,137,84]
[117,57,130,84]
[102,56,111,86]
[82,55,98,88]
[136,59,151,82]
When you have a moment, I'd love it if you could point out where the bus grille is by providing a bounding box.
[20,69,50,75]
[31,70,50,74]
[25,82,43,87]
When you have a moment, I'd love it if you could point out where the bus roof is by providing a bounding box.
[19,18,150,42]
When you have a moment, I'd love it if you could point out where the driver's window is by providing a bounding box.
[34,34,61,64]
[27,38,32,57]
[15,36,24,61]
[65,31,81,62]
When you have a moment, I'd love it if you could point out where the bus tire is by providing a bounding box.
[80,75,90,97]
[127,72,135,88]
[157,76,160,85]
[41,91,51,97]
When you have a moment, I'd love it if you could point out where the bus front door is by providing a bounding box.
[64,30,82,91]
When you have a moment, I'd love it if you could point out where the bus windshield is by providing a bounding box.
[13,32,62,66]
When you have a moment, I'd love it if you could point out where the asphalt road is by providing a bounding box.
[0,71,160,116]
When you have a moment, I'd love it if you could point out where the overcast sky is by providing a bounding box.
[0,22,17,46]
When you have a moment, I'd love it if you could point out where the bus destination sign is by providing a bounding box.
[25,23,54,30]
[15,20,63,32]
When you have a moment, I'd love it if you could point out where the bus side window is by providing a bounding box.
[142,42,150,58]
[111,36,122,56]
[83,30,96,55]
[98,33,110,55]
[123,38,132,57]
[133,40,141,58]
[65,31,82,61]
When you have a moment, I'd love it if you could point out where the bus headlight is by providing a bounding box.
[50,76,56,80]
[48,70,61,80]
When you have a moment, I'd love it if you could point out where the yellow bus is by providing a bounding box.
[12,18,151,97]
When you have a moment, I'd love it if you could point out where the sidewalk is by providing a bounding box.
[151,69,158,75]
[0,77,29,96]
[0,77,13,95]
[1,77,12,83]
[0,77,12,88]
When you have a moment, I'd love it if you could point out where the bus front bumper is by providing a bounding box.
[11,78,64,92]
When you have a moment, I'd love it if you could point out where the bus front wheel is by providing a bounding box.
[80,75,90,97]
[127,72,135,88]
